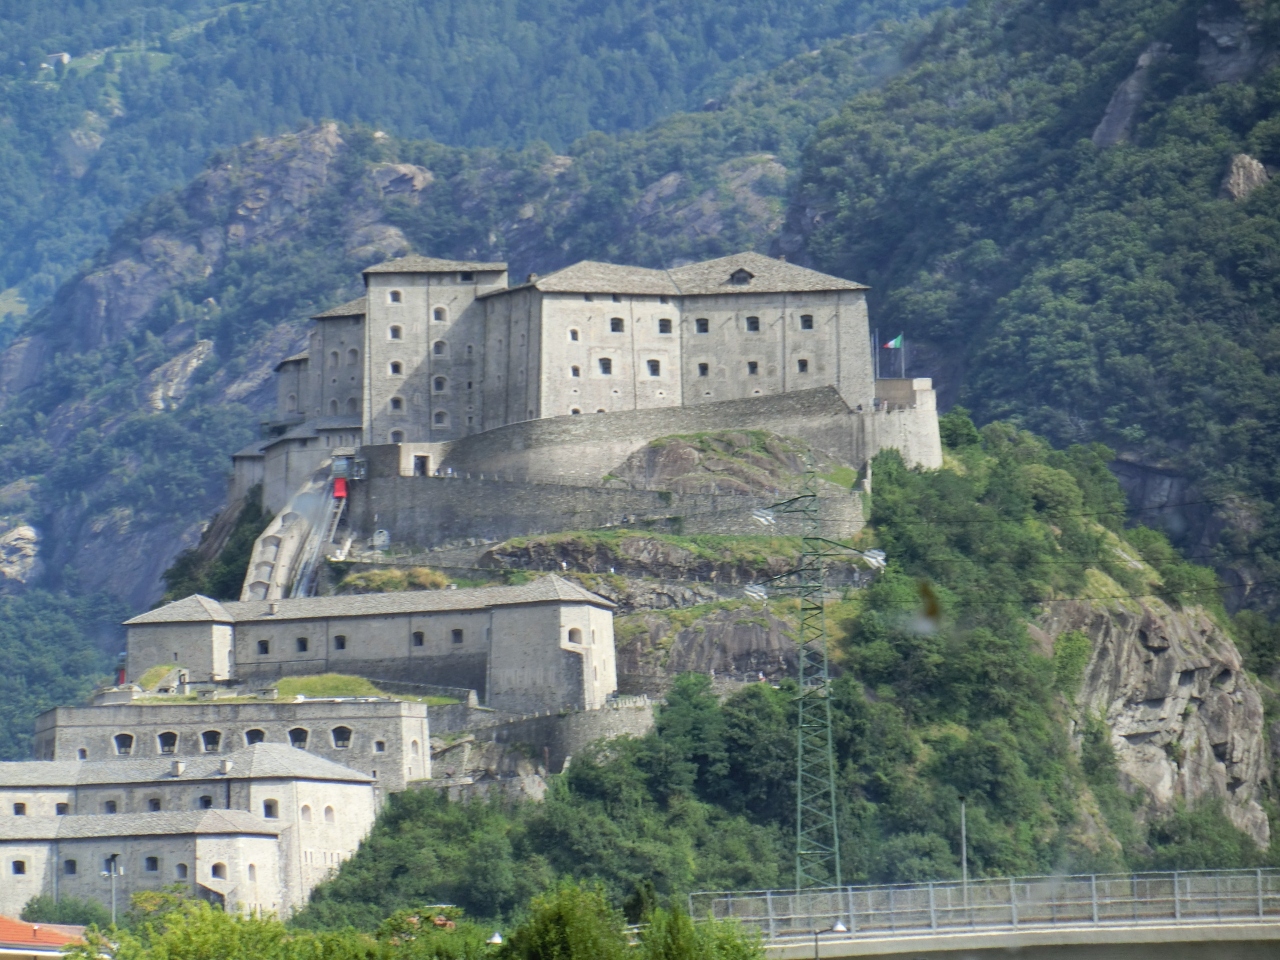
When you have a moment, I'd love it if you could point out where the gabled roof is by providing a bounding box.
[0,744,374,788]
[125,594,233,626]
[668,252,868,294]
[0,916,84,954]
[528,261,679,296]
[311,296,367,319]
[362,256,506,275]
[0,809,282,841]
[274,351,308,371]
[218,575,614,622]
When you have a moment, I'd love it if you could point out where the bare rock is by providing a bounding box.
[144,340,214,411]
[0,524,40,591]
[1041,599,1270,847]
[345,223,412,262]
[1199,3,1275,84]
[0,336,50,403]
[1092,43,1171,148]
[1220,154,1269,200]
[369,162,433,197]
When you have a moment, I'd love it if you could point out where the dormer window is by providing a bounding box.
[730,269,754,285]
[389,290,402,303]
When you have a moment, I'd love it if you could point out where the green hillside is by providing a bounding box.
[796,0,1280,609]
[0,0,949,304]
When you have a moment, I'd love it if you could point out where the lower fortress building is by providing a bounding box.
[0,251,943,919]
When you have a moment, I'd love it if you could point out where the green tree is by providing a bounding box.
[499,884,628,960]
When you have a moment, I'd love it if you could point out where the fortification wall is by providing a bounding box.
[480,697,656,773]
[346,474,863,551]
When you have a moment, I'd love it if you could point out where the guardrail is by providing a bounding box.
[689,870,1280,941]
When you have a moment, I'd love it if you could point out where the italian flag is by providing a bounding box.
[883,334,903,348]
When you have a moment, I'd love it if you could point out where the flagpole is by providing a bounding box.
[874,328,879,380]
[901,334,906,378]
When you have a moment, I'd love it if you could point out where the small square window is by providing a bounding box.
[746,316,760,332]
[296,637,308,653]
[748,361,759,375]
[696,318,709,334]
[145,857,159,872]
[798,359,809,373]
[801,314,814,330]
[148,798,161,812]
[452,628,464,644]
[263,800,278,819]
[698,363,709,377]
[198,795,213,809]
[12,860,25,875]
[104,800,118,814]
[412,631,424,647]
[12,803,25,816]
[647,359,660,377]
[658,318,672,334]
[612,294,622,303]
[334,635,346,650]
[258,640,269,655]
[389,290,402,304]
[64,859,76,874]
[375,740,386,753]
[599,358,613,375]
[56,803,68,815]
[460,271,474,281]
[610,317,624,332]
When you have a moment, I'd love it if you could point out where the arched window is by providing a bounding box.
[390,397,403,411]
[569,329,579,341]
[346,397,358,414]
[698,363,709,377]
[610,317,624,332]
[599,358,612,375]
[328,399,338,415]
[77,748,87,760]
[103,800,118,814]
[389,325,402,340]
[347,348,359,366]
[64,859,76,875]
[801,314,814,330]
[332,726,352,749]
[201,731,221,753]
[113,734,133,756]
[746,316,760,332]
[390,361,402,375]
[659,318,672,334]
[248,864,257,882]
[696,318,709,333]
[334,635,346,650]
[411,740,420,757]
[389,290,402,304]
[288,728,308,749]
[286,394,297,412]
[747,361,759,375]
[175,863,188,879]
[647,359,660,377]
[433,340,446,355]
[328,350,339,368]
[211,862,227,879]
[325,806,336,823]
[433,412,446,426]
[197,795,213,809]
[433,307,447,322]
[570,365,580,378]
[433,377,446,392]
[300,805,312,822]
[596,408,606,413]
[568,628,583,644]
[391,430,404,442]
[798,359,809,373]
[412,631,424,646]
[263,799,279,818]
[245,729,265,745]
[571,408,581,415]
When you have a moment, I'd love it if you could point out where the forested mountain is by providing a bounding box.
[0,0,947,309]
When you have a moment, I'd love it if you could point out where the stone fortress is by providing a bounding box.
[0,250,942,920]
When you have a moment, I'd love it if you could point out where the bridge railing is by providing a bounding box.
[689,869,1280,941]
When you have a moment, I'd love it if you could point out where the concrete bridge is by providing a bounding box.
[689,869,1280,959]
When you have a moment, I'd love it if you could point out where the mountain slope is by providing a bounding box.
[790,0,1280,612]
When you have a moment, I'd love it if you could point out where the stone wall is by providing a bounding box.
[480,696,656,773]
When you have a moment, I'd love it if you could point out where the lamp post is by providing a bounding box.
[958,796,968,908]
[813,920,848,959]
[101,854,121,926]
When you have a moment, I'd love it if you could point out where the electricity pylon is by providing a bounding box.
[755,464,843,889]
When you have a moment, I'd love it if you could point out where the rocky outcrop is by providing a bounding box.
[0,524,41,593]
[1039,599,1269,847]
[145,339,214,410]
[1198,2,1276,84]
[616,605,797,694]
[428,735,548,802]
[1220,154,1270,200]
[1091,43,1171,148]
[611,430,813,495]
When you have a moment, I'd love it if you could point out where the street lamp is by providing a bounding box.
[813,921,848,958]
[958,795,968,907]
[100,854,121,926]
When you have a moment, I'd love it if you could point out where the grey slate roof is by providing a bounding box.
[362,256,506,275]
[126,594,233,626]
[0,810,280,841]
[275,351,309,371]
[217,575,614,623]
[667,252,868,294]
[481,252,866,299]
[312,296,367,319]
[0,744,374,788]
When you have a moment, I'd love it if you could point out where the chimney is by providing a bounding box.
[527,273,538,283]
[171,760,185,776]
[220,759,234,774]
[268,601,278,615]
[777,254,786,262]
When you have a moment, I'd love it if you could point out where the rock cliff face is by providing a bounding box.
[1036,599,1270,847]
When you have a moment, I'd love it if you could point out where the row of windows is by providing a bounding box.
[567,315,814,338]
[585,358,811,377]
[109,727,393,755]
[257,630,463,656]
[10,857,254,880]
[387,280,474,305]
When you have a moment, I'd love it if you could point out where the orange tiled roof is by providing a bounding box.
[0,916,85,951]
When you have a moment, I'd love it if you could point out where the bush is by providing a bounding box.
[22,895,111,928]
